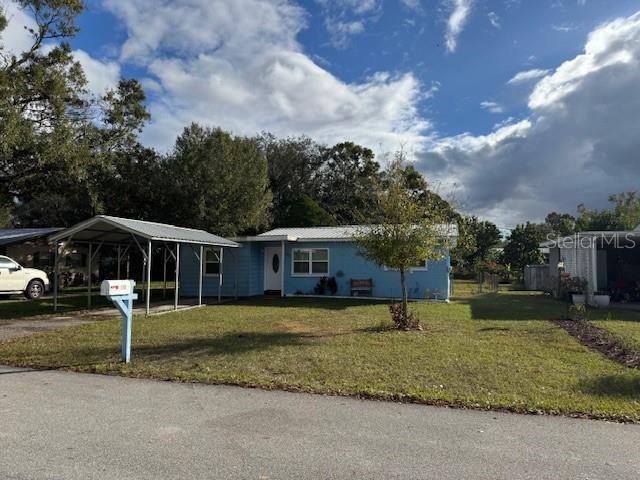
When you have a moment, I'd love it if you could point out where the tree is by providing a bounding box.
[164,124,271,236]
[353,153,451,330]
[280,195,336,227]
[501,223,545,275]
[543,212,576,237]
[452,216,501,272]
[321,142,381,224]
[257,133,325,227]
[1,1,151,227]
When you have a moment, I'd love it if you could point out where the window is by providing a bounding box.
[384,260,428,272]
[292,248,329,276]
[204,248,221,276]
[0,256,17,269]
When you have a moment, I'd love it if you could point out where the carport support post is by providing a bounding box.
[198,245,203,306]
[174,243,180,311]
[146,240,152,316]
[163,247,167,299]
[218,247,223,303]
[280,240,285,298]
[53,242,59,311]
[87,242,92,308]
[117,245,121,279]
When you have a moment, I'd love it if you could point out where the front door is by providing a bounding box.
[264,247,282,292]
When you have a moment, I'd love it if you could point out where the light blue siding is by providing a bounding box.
[179,242,263,298]
[281,241,450,300]
[180,239,451,300]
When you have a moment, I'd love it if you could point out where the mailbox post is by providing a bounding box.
[100,280,138,363]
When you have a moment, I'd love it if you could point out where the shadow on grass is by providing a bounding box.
[0,297,111,321]
[578,374,640,399]
[466,294,565,321]
[43,331,309,368]
[229,297,388,311]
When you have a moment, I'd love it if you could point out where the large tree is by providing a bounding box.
[164,124,271,236]
[452,216,501,272]
[257,133,324,227]
[353,153,451,329]
[321,142,381,224]
[501,222,545,275]
[1,1,150,227]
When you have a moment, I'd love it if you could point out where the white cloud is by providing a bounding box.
[444,0,474,53]
[506,68,550,85]
[480,101,504,113]
[400,0,421,11]
[419,12,640,226]
[103,0,432,154]
[552,23,577,32]
[316,0,380,15]
[324,18,365,48]
[488,11,500,29]
[1,2,119,97]
[72,49,120,96]
[0,0,37,56]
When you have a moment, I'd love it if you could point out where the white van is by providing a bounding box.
[0,255,50,299]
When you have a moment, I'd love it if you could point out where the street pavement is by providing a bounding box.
[1,366,639,479]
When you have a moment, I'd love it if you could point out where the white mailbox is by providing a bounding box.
[100,280,134,297]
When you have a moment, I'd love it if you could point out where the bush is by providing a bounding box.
[389,303,422,330]
[568,304,588,322]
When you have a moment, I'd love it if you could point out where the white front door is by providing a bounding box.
[264,246,282,292]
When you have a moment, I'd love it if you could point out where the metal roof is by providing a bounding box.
[250,224,459,241]
[0,228,63,246]
[49,215,238,247]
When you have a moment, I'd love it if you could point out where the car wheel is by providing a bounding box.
[25,280,44,300]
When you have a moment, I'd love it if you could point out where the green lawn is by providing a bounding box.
[0,296,111,321]
[592,311,640,351]
[1,290,639,420]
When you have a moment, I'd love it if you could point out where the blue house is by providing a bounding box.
[179,226,457,301]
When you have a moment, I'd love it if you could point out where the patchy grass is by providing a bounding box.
[0,296,110,322]
[592,309,640,351]
[1,291,640,421]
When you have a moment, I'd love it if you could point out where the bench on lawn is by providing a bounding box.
[350,278,373,297]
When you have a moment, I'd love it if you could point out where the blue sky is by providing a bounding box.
[3,0,640,228]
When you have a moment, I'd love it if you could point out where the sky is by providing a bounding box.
[2,0,640,230]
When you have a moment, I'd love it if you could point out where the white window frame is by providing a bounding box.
[291,248,330,277]
[203,247,221,277]
[384,260,429,272]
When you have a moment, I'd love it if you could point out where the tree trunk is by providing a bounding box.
[400,268,408,327]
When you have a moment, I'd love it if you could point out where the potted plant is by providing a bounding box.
[565,277,588,305]
[593,290,611,308]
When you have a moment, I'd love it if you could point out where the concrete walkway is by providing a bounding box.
[1,366,638,480]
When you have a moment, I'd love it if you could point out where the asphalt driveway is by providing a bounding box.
[1,366,639,480]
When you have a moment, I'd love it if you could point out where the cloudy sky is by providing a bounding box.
[2,0,639,229]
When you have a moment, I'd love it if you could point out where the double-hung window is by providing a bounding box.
[292,248,329,276]
[204,247,221,276]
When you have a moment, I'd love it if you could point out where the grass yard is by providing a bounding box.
[1,289,640,421]
[0,295,110,321]
[592,314,640,351]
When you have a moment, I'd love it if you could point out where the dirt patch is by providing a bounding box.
[555,319,640,368]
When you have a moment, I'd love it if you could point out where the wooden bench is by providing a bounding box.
[350,278,373,297]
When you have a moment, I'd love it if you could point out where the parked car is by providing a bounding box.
[0,255,50,299]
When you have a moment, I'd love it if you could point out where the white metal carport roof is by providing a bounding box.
[49,215,238,247]
[49,215,238,315]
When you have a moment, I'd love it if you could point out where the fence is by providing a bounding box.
[524,265,550,291]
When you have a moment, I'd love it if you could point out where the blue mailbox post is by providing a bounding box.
[100,280,138,363]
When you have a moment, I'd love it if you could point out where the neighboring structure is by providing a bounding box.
[544,224,640,302]
[179,226,458,301]
[0,228,62,269]
[49,216,238,315]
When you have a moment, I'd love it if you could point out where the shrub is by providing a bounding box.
[568,304,588,322]
[389,303,422,330]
